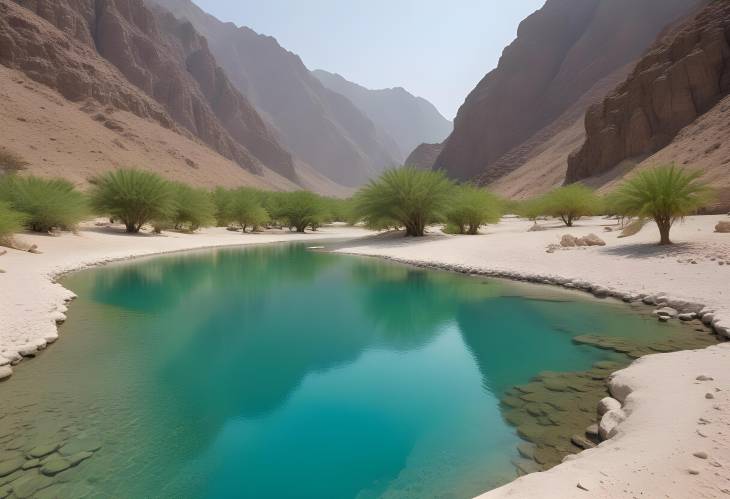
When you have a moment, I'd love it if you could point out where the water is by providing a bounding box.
[0,244,689,498]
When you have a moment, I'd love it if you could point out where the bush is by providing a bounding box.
[445,185,502,234]
[90,169,174,233]
[611,165,712,245]
[0,201,25,243]
[0,175,87,232]
[211,187,234,227]
[168,182,215,232]
[274,191,327,233]
[515,197,546,221]
[541,184,599,226]
[354,167,455,237]
[0,148,29,174]
[228,188,269,232]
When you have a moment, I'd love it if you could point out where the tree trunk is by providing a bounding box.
[125,222,138,233]
[467,224,479,235]
[657,218,672,245]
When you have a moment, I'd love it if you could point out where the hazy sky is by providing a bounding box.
[194,0,544,120]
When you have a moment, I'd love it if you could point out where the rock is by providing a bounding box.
[688,468,700,475]
[693,451,708,459]
[517,442,536,459]
[653,307,678,318]
[511,457,541,475]
[582,233,606,246]
[715,221,730,233]
[58,438,102,456]
[0,366,11,381]
[66,451,93,467]
[0,459,24,478]
[8,472,55,498]
[597,397,621,416]
[560,234,579,247]
[706,393,715,399]
[40,457,71,477]
[696,375,714,381]
[599,409,626,440]
[21,459,41,470]
[529,224,547,232]
[658,315,670,322]
[571,434,596,450]
[585,424,599,437]
[678,313,696,321]
[29,443,59,459]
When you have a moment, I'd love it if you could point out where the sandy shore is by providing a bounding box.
[333,215,730,498]
[2,215,730,497]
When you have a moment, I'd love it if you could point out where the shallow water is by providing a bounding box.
[0,243,693,498]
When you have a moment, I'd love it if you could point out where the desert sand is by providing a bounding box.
[1,215,729,497]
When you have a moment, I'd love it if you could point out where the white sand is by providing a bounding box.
[2,215,730,497]
[334,215,730,498]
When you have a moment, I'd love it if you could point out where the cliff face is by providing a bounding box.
[567,0,730,183]
[148,0,400,187]
[312,70,452,161]
[405,143,444,170]
[3,0,295,179]
[434,0,702,182]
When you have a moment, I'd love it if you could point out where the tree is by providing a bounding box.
[445,185,502,234]
[90,169,174,233]
[612,165,711,245]
[169,182,215,232]
[0,201,25,244]
[211,187,235,227]
[275,191,326,233]
[542,184,599,227]
[354,167,455,237]
[229,188,269,232]
[515,197,546,222]
[0,175,87,232]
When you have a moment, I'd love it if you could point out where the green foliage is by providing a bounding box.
[0,175,87,232]
[611,165,712,245]
[273,191,327,233]
[515,197,546,221]
[211,187,234,227]
[445,185,502,234]
[541,184,600,226]
[354,167,455,237]
[0,201,25,242]
[0,148,29,174]
[168,182,215,232]
[228,188,269,232]
[90,169,174,233]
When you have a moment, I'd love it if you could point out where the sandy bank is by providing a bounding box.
[334,215,730,498]
[0,223,371,376]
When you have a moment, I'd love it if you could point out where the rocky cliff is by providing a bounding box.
[405,143,444,170]
[148,0,400,187]
[312,70,452,161]
[3,0,295,179]
[566,0,729,183]
[434,0,703,182]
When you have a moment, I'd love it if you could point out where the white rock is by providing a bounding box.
[597,397,622,416]
[599,409,626,440]
[678,313,696,321]
[0,365,12,380]
[653,307,678,318]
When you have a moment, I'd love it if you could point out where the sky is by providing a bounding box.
[194,0,545,120]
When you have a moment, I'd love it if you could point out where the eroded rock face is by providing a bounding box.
[405,142,444,170]
[434,0,701,182]
[3,0,295,179]
[567,0,730,183]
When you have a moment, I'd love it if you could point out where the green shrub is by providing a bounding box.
[169,182,215,232]
[0,148,29,174]
[0,201,25,243]
[0,175,87,232]
[274,191,327,233]
[90,169,174,233]
[354,167,455,237]
[445,185,502,234]
[515,197,546,221]
[542,184,600,226]
[228,188,269,232]
[612,165,712,245]
[211,187,234,227]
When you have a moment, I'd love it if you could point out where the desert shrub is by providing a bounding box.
[445,185,502,234]
[0,148,29,174]
[541,184,600,226]
[354,167,455,237]
[228,188,269,232]
[612,165,712,245]
[515,197,546,221]
[274,191,327,233]
[0,175,88,232]
[90,169,174,233]
[0,201,25,243]
[168,182,215,232]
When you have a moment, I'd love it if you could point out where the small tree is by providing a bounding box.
[275,191,326,233]
[612,165,711,245]
[515,197,546,222]
[0,201,25,244]
[229,188,269,232]
[169,182,215,232]
[542,184,599,227]
[445,185,501,234]
[211,187,234,227]
[0,175,87,232]
[90,169,174,233]
[354,167,455,237]
[0,148,29,175]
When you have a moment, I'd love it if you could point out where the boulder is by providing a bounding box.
[597,397,621,417]
[599,409,626,440]
[561,234,579,247]
[0,365,12,381]
[582,233,606,246]
[571,434,597,450]
[715,221,730,233]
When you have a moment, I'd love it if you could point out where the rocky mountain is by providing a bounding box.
[312,70,452,161]
[430,0,703,183]
[147,0,400,187]
[566,0,730,183]
[405,143,445,170]
[1,0,299,183]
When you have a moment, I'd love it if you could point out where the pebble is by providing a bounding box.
[688,468,700,475]
[693,451,708,459]
[696,375,714,381]
[705,393,715,399]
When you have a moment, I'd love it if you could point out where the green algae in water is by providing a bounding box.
[0,244,699,498]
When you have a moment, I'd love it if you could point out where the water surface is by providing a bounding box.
[0,244,688,498]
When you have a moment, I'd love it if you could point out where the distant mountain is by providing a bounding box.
[405,143,444,170]
[431,0,703,184]
[312,70,452,161]
[147,0,400,187]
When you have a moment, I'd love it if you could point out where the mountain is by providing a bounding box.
[430,0,703,185]
[405,143,445,170]
[147,0,400,187]
[1,0,304,189]
[312,70,452,161]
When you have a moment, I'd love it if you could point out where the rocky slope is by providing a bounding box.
[2,0,296,181]
[567,0,730,184]
[431,0,703,182]
[405,143,444,170]
[312,70,452,161]
[148,0,400,187]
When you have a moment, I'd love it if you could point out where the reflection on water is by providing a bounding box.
[0,244,690,498]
